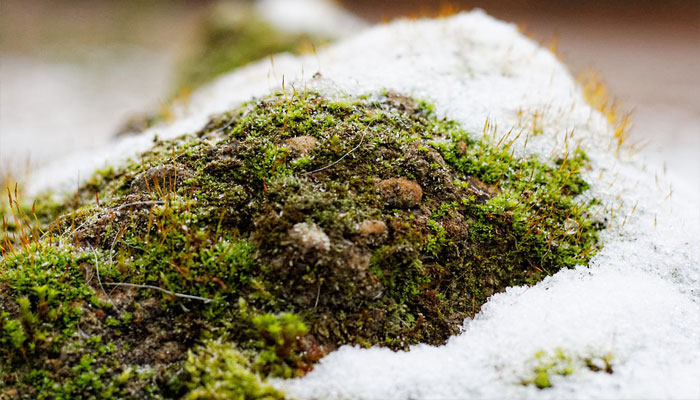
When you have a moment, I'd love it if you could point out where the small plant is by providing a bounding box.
[1,185,47,257]
[577,71,631,154]
[527,349,574,389]
[523,348,614,389]
[252,312,308,378]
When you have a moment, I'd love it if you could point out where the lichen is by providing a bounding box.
[1,90,603,398]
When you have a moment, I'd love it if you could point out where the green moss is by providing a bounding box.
[523,348,614,389]
[184,340,284,400]
[250,312,308,378]
[2,91,603,397]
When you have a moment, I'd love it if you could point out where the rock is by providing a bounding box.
[131,164,192,194]
[284,136,319,155]
[6,90,604,399]
[156,341,186,363]
[358,219,387,236]
[289,222,330,252]
[441,211,469,242]
[377,178,423,208]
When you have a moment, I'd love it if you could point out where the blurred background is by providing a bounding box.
[1,0,698,186]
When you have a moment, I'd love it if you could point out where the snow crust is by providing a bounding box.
[27,11,699,398]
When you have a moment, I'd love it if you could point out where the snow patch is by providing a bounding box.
[256,0,367,38]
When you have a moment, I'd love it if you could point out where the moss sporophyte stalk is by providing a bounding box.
[0,91,603,398]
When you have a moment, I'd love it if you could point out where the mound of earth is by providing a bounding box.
[1,88,601,398]
[3,9,697,400]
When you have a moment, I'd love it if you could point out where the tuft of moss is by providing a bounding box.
[184,340,284,400]
[522,348,614,389]
[1,90,603,398]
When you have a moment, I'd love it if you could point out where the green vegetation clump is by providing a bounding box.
[117,2,330,136]
[522,348,614,389]
[184,340,284,400]
[1,90,603,398]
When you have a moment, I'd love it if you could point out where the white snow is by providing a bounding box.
[25,11,700,398]
[256,0,367,38]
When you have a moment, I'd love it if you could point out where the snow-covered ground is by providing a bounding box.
[16,10,700,399]
[255,0,366,38]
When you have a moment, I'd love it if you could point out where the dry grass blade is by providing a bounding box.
[102,282,213,303]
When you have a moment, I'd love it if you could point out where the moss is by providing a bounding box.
[1,188,65,254]
[0,243,167,399]
[522,348,614,389]
[1,90,603,398]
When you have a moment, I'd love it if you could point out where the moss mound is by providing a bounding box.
[1,91,602,398]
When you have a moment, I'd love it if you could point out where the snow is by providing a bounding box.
[256,0,367,38]
[25,10,700,398]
